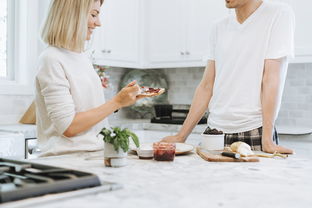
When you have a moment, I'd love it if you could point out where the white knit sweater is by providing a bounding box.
[35,46,109,156]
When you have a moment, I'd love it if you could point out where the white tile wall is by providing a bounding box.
[102,67,130,121]
[163,67,204,105]
[276,63,312,129]
[0,95,33,124]
[105,64,312,130]
[1,63,311,131]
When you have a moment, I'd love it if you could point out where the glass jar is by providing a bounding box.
[153,142,176,161]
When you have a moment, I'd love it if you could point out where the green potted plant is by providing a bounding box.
[99,127,140,167]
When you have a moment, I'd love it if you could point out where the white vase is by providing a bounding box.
[104,142,127,167]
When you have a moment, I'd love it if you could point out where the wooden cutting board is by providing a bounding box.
[196,147,259,162]
[19,101,36,124]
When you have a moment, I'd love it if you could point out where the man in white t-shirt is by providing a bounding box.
[162,0,294,154]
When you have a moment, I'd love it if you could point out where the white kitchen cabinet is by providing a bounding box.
[144,0,185,66]
[146,0,228,67]
[92,0,312,68]
[288,0,312,63]
[0,132,25,159]
[185,0,228,64]
[92,0,228,68]
[268,0,312,63]
[91,0,140,67]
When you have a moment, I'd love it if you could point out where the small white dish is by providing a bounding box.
[175,143,194,155]
[137,144,153,159]
[200,133,224,150]
[131,143,194,156]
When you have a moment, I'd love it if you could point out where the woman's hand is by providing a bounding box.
[113,81,140,108]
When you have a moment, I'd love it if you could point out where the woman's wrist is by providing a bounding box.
[109,98,122,112]
[176,133,187,142]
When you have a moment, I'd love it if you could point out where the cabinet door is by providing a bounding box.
[185,0,228,64]
[145,0,186,64]
[289,0,312,61]
[268,0,312,62]
[93,0,139,64]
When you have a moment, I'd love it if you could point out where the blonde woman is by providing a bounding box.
[35,0,140,156]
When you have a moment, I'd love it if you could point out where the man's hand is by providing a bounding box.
[262,139,294,154]
[161,135,185,143]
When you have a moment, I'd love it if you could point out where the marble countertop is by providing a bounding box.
[109,118,207,134]
[110,118,312,135]
[3,132,312,208]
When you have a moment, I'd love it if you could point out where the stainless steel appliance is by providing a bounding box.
[151,104,207,124]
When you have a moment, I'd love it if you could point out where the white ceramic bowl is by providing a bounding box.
[200,133,225,150]
[137,144,153,159]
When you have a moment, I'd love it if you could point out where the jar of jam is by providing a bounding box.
[153,142,176,161]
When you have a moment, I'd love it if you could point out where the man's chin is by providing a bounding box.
[225,3,235,8]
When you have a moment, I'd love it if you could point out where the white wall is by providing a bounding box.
[103,63,312,130]
[0,0,50,124]
[0,0,311,131]
[1,60,311,131]
[276,63,312,128]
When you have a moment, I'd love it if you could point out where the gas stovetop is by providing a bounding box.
[151,105,207,125]
[0,158,114,204]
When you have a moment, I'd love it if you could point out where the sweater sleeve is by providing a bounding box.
[36,57,75,135]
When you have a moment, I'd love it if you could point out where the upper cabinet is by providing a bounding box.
[146,0,228,67]
[91,0,140,67]
[91,0,227,68]
[288,0,312,63]
[91,0,312,68]
[267,0,312,63]
[144,0,186,66]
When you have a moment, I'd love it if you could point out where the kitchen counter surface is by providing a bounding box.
[3,134,312,208]
[109,118,312,135]
[109,118,208,134]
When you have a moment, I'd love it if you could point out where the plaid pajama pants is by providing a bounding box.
[205,127,279,151]
[224,127,279,151]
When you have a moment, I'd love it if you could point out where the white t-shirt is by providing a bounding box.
[205,1,295,133]
[35,46,109,156]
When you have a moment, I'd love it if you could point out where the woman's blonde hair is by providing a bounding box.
[41,0,103,52]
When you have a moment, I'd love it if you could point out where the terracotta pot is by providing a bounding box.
[104,142,127,167]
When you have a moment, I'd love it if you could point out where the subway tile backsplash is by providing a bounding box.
[0,95,34,124]
[104,64,312,129]
[1,63,311,130]
[276,63,312,128]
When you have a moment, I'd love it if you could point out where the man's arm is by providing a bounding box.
[261,58,293,154]
[161,60,216,143]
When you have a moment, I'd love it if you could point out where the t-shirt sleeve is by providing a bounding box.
[36,57,75,135]
[203,22,217,62]
[265,5,295,59]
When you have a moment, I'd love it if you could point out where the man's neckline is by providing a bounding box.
[234,0,265,26]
